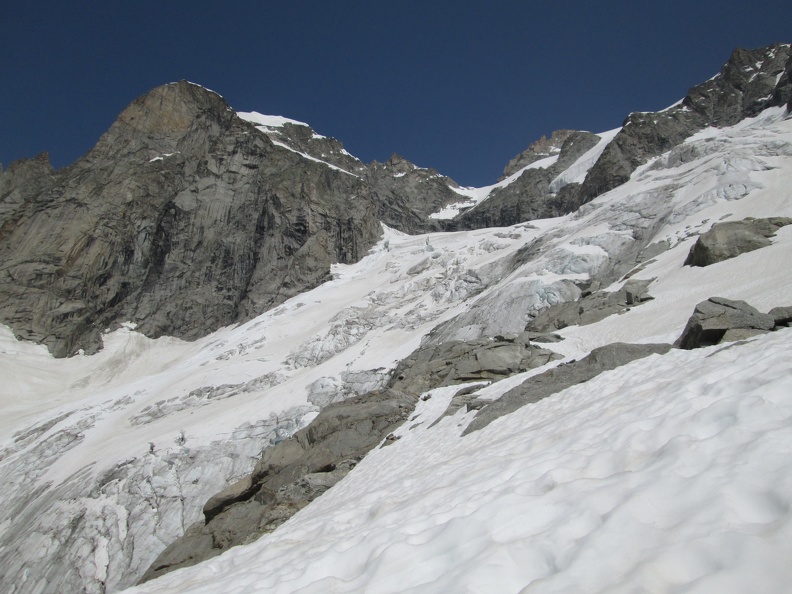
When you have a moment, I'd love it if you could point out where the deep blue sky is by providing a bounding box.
[1,2,789,187]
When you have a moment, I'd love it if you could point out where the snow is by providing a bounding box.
[126,329,792,594]
[2,106,792,593]
[268,139,359,177]
[548,127,620,193]
[237,111,310,129]
[431,154,561,220]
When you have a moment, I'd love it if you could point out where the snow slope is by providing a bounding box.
[127,329,792,594]
[2,106,792,593]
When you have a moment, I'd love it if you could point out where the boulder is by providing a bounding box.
[675,297,775,349]
[684,217,792,266]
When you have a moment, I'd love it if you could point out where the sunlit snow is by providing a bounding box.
[2,105,792,593]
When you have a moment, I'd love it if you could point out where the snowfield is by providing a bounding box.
[127,329,792,594]
[1,106,792,593]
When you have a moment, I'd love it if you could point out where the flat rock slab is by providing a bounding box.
[464,342,671,434]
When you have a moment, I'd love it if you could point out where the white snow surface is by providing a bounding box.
[128,329,792,594]
[237,111,311,129]
[2,107,792,593]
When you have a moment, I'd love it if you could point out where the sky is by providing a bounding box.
[1,1,789,187]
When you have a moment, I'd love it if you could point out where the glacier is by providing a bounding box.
[1,87,792,594]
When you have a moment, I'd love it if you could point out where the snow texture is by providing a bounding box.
[2,106,792,593]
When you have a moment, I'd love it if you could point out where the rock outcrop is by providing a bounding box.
[388,333,562,396]
[452,130,601,229]
[579,44,792,202]
[499,129,577,180]
[464,342,672,434]
[0,83,465,357]
[674,297,782,349]
[684,217,792,266]
[139,388,418,583]
[526,278,654,332]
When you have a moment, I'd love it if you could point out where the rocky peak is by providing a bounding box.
[499,129,576,180]
[0,82,382,357]
[683,43,792,126]
[104,81,234,157]
[238,111,365,174]
[578,43,792,203]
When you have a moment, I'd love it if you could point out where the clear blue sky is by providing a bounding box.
[1,1,789,187]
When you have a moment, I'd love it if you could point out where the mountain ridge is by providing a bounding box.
[1,43,792,594]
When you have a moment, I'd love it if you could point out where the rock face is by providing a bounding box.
[365,154,460,233]
[464,342,672,434]
[684,217,792,266]
[499,129,577,180]
[0,83,463,358]
[674,297,779,349]
[452,130,601,229]
[579,44,792,202]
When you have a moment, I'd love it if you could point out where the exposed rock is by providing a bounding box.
[526,278,654,332]
[0,82,387,357]
[499,129,576,180]
[365,154,459,233]
[579,44,792,203]
[768,306,792,327]
[675,297,776,349]
[684,217,792,266]
[464,342,672,434]
[140,388,417,583]
[452,131,601,229]
[388,334,562,396]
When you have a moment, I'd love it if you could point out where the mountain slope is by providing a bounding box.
[0,44,791,594]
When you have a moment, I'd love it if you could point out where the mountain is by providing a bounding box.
[1,43,791,594]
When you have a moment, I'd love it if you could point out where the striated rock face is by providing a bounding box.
[0,82,385,357]
[579,43,792,202]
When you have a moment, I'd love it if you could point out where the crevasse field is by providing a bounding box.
[2,106,792,593]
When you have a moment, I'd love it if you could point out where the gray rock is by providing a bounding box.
[579,44,792,203]
[452,130,601,229]
[388,335,561,396]
[684,217,792,266]
[675,297,776,349]
[0,83,468,358]
[768,306,792,326]
[464,342,672,434]
[526,278,654,332]
[139,389,417,583]
[499,129,576,180]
